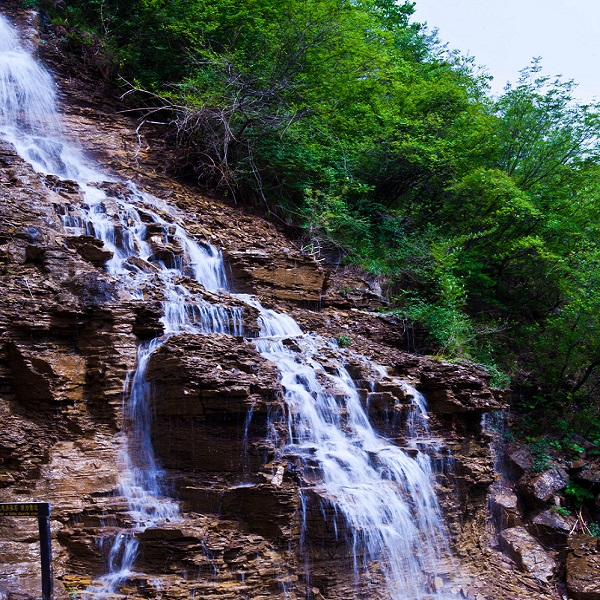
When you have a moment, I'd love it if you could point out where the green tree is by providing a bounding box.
[36,0,600,437]
[494,60,600,192]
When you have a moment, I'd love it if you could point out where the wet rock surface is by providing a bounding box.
[0,4,573,600]
[530,509,575,550]
[519,467,570,507]
[499,526,557,583]
[566,534,600,600]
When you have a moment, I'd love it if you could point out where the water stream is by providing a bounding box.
[244,298,455,598]
[0,13,460,598]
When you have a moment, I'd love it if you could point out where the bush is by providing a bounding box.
[565,482,595,509]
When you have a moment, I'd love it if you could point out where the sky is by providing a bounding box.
[411,0,600,103]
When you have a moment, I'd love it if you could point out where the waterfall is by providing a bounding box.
[242,296,456,598]
[0,14,242,597]
[0,16,59,132]
[482,410,513,548]
[0,13,461,599]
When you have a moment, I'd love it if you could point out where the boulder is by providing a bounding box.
[499,526,556,582]
[489,485,522,530]
[577,460,600,487]
[65,234,113,265]
[529,509,575,549]
[566,534,600,600]
[506,446,534,477]
[227,248,327,304]
[518,468,569,507]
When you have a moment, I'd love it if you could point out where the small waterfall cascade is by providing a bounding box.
[0,15,84,177]
[0,13,462,599]
[242,296,457,598]
[482,410,513,546]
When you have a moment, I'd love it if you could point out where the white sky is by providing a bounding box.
[411,0,600,103]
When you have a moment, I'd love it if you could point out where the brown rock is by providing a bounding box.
[507,446,534,477]
[414,361,504,414]
[499,526,557,582]
[529,509,575,549]
[566,534,600,600]
[227,248,327,304]
[65,234,113,265]
[519,468,569,507]
[577,461,600,486]
[489,485,522,530]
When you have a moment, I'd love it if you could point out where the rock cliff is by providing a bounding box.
[0,4,577,600]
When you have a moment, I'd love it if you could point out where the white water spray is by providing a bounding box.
[0,17,58,131]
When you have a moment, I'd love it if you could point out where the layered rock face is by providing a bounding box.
[0,5,573,600]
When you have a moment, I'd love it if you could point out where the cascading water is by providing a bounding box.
[0,14,242,597]
[241,297,457,598]
[482,410,513,548]
[1,13,463,598]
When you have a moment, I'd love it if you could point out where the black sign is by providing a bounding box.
[0,502,53,599]
[0,502,51,517]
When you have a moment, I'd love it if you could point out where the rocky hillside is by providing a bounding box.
[0,4,598,600]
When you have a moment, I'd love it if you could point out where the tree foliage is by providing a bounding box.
[34,0,600,440]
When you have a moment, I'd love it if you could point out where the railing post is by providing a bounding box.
[37,504,53,600]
